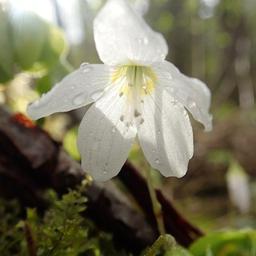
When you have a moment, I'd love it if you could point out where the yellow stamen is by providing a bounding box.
[111,65,157,97]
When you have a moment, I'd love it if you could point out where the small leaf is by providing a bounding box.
[10,11,48,70]
[189,230,256,256]
[63,127,80,161]
[39,25,68,68]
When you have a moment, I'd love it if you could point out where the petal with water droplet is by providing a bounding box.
[78,84,137,182]
[153,61,212,131]
[27,64,110,120]
[94,0,168,65]
[137,89,193,178]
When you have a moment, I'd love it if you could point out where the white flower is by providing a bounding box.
[27,0,212,181]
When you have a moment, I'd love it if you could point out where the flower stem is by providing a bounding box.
[145,167,165,235]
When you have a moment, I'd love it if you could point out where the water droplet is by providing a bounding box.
[80,62,89,68]
[143,37,149,45]
[157,130,161,135]
[189,101,196,108]
[138,38,143,44]
[155,158,160,164]
[90,90,103,101]
[73,94,84,106]
[80,62,92,73]
[168,74,173,80]
[103,170,107,175]
[119,92,124,97]
[140,118,144,125]
[120,115,124,122]
[112,127,116,133]
[142,85,147,90]
[171,100,177,106]
[134,109,141,117]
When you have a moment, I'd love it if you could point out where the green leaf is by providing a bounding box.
[63,127,80,161]
[189,230,256,256]
[10,11,48,70]
[39,25,68,68]
[35,62,70,95]
[0,5,13,77]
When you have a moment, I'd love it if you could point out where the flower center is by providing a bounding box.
[111,65,157,128]
[111,65,157,97]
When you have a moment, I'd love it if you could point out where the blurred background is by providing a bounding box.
[0,0,256,245]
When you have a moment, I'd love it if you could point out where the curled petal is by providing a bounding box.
[27,64,110,120]
[137,89,193,178]
[153,61,212,131]
[94,0,168,65]
[78,85,136,182]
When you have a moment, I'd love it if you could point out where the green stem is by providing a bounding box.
[145,167,165,235]
[144,235,175,256]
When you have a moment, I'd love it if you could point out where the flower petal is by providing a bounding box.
[94,0,168,65]
[132,0,149,16]
[153,61,212,131]
[137,89,193,178]
[77,85,137,182]
[27,64,110,120]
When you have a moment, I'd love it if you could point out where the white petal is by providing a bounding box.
[27,64,110,120]
[137,89,193,178]
[132,0,149,16]
[153,61,212,131]
[77,85,137,182]
[94,0,168,65]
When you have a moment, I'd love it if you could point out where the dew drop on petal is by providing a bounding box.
[155,158,160,164]
[134,109,141,117]
[80,62,92,73]
[189,100,196,108]
[120,115,124,122]
[143,37,148,45]
[73,94,84,106]
[80,62,89,68]
[138,38,143,44]
[90,90,103,101]
[111,127,116,133]
[168,74,173,80]
[171,100,177,106]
